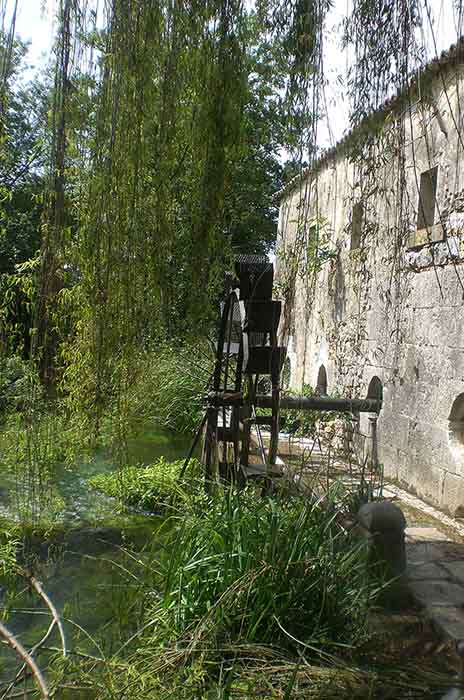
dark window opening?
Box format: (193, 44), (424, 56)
(417, 166), (438, 230)
(449, 394), (464, 451)
(351, 203), (363, 250)
(315, 365), (328, 395)
(367, 376), (383, 402)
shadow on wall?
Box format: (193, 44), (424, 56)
(449, 393), (464, 462)
(332, 251), (346, 325)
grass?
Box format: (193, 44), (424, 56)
(4, 478), (457, 700)
(55, 485), (377, 698)
(89, 456), (202, 512)
(58, 486), (457, 699)
(155, 488), (372, 650)
(130, 342), (212, 434)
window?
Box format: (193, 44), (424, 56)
(449, 394), (464, 460)
(315, 365), (328, 395)
(417, 166), (438, 230)
(366, 376), (383, 407)
(351, 203), (363, 250)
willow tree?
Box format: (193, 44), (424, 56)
(28, 0), (248, 440)
(9, 0), (462, 431)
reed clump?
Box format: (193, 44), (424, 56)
(155, 489), (371, 650)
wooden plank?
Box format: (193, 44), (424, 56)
(269, 364), (280, 466)
(202, 407), (218, 494)
(245, 346), (287, 375)
(244, 300), (281, 335)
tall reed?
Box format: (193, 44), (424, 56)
(156, 488), (371, 650)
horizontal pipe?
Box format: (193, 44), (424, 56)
(261, 395), (381, 414)
(206, 392), (381, 414)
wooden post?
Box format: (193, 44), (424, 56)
(202, 407), (218, 494)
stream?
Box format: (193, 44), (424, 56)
(0, 426), (192, 695)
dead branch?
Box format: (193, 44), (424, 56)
(0, 619), (55, 700)
(29, 576), (66, 658)
(0, 621), (49, 699)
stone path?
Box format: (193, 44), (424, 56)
(274, 430), (464, 643)
(383, 482), (464, 642)
(406, 526), (464, 642)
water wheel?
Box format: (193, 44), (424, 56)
(202, 256), (287, 491)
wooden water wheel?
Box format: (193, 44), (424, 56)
(179, 256), (382, 491)
(202, 255), (287, 491)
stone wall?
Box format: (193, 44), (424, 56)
(276, 58), (464, 514)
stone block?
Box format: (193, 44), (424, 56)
(410, 579), (464, 608)
(441, 472), (464, 515)
(407, 561), (449, 580)
(407, 223), (444, 249)
(428, 604), (464, 641)
(397, 458), (444, 506)
(442, 561), (464, 583)
(407, 541), (444, 565)
(379, 412), (410, 453)
(406, 526), (452, 542)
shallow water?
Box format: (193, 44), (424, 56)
(0, 426), (192, 694)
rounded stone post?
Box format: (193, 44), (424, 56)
(357, 501), (407, 603)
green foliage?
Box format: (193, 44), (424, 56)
(0, 35), (47, 271)
(130, 343), (211, 435)
(0, 355), (29, 415)
(157, 489), (370, 649)
(0, 520), (20, 579)
(280, 384), (318, 436)
(89, 456), (201, 512)
(0, 396), (75, 525)
(223, 13), (286, 256)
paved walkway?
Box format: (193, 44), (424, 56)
(384, 483), (464, 642)
(274, 430), (464, 643)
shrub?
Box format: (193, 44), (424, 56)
(89, 456), (201, 512)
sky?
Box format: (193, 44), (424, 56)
(7, 0), (463, 147)
(10, 0), (55, 68)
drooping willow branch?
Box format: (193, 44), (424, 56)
(0, 0), (18, 120)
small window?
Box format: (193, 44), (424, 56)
(366, 376), (383, 410)
(449, 393), (464, 465)
(417, 166), (438, 230)
(351, 203), (363, 250)
(315, 365), (328, 395)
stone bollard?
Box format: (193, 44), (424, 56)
(357, 500), (407, 606)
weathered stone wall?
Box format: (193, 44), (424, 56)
(276, 60), (464, 514)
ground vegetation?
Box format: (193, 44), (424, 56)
(0, 0), (463, 698)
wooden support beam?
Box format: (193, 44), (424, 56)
(206, 392), (382, 414)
